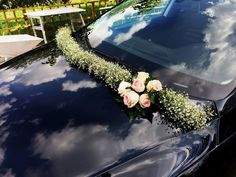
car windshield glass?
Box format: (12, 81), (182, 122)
(87, 0), (236, 86)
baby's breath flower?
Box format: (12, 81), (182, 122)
(56, 27), (132, 89)
(158, 89), (212, 130)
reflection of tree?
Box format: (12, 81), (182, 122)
(108, 0), (137, 17)
(4, 42), (61, 70)
(87, 0), (167, 32)
(108, 0), (164, 17)
(41, 49), (59, 67)
(133, 0), (162, 13)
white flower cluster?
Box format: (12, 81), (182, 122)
(56, 27), (132, 89)
(158, 89), (213, 130)
(118, 72), (162, 108)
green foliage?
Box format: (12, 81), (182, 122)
(56, 27), (132, 89)
(0, 0), (70, 9)
(56, 27), (214, 131)
(107, 0), (136, 17)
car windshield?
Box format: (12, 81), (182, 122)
(87, 0), (236, 86)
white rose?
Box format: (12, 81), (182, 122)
(146, 80), (162, 92)
(118, 81), (131, 96)
(139, 93), (151, 108)
(123, 91), (139, 108)
(131, 79), (145, 93)
(137, 72), (149, 82)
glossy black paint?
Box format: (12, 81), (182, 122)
(191, 132), (236, 177)
(0, 43), (219, 177)
(102, 120), (218, 177)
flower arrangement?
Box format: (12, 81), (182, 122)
(117, 72), (162, 119)
(56, 27), (214, 131)
(118, 72), (162, 108)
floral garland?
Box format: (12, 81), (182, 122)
(56, 27), (214, 131)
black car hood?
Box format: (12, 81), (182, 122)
(0, 44), (217, 177)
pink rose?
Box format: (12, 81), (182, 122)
(131, 79), (145, 93)
(123, 91), (139, 108)
(146, 80), (162, 92)
(139, 93), (151, 108)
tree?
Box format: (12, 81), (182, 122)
(0, 0), (70, 9)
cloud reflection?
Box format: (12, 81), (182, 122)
(0, 56), (70, 87)
(0, 102), (11, 117)
(88, 7), (138, 47)
(0, 169), (15, 177)
(0, 98), (17, 117)
(171, 0), (236, 85)
(0, 86), (12, 96)
(20, 57), (70, 86)
(32, 118), (174, 177)
(62, 80), (97, 92)
(0, 68), (23, 84)
(114, 21), (148, 45)
(0, 148), (5, 166)
(0, 123), (11, 176)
